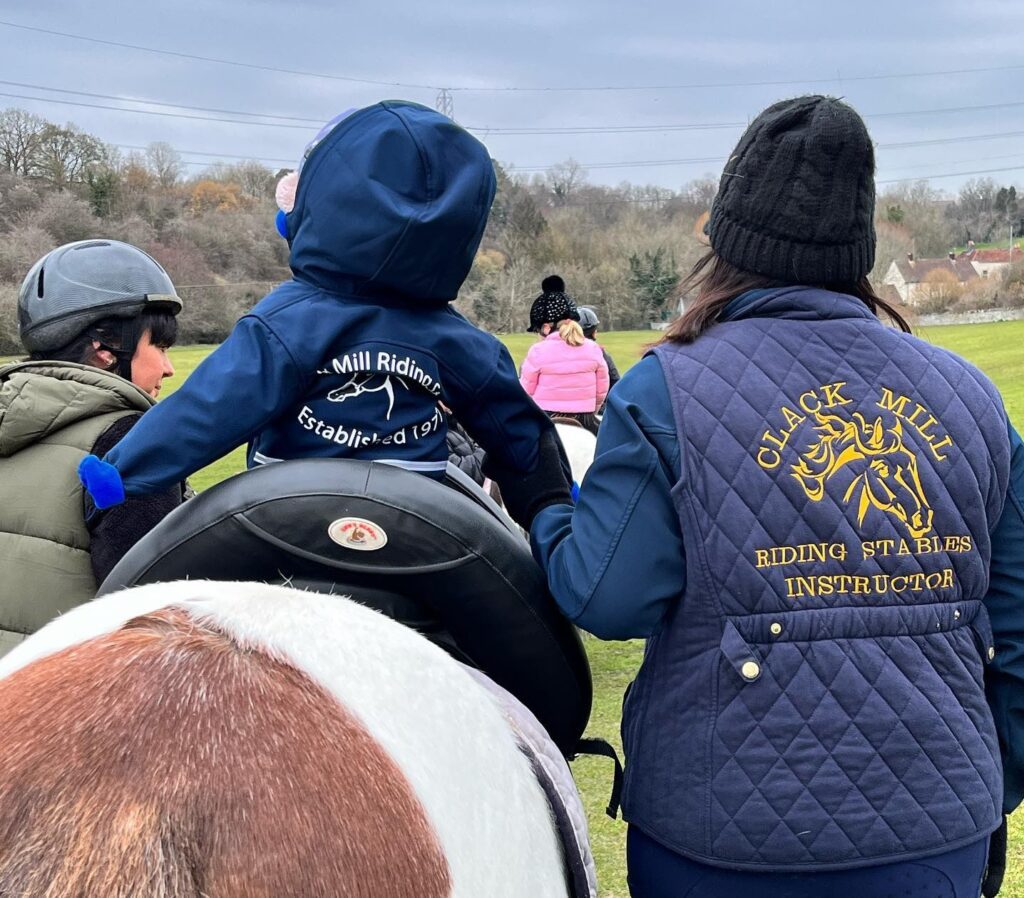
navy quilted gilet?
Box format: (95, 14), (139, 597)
(626, 287), (1010, 870)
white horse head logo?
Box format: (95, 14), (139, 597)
(323, 361), (399, 421)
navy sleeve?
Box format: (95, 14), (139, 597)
(104, 316), (304, 495)
(456, 341), (552, 474)
(984, 421), (1024, 814)
(529, 355), (686, 639)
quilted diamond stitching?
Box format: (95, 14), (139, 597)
(644, 296), (1008, 865)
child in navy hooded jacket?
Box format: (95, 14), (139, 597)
(79, 101), (555, 506)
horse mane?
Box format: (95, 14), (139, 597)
(790, 412), (850, 500)
(791, 411), (905, 501)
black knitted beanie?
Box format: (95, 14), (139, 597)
(707, 95), (876, 284)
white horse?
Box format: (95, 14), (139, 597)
(555, 420), (598, 485)
(0, 580), (578, 898)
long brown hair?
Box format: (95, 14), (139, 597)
(660, 251), (911, 345)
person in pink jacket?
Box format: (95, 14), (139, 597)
(520, 276), (609, 434)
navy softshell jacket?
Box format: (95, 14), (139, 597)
(103, 101), (551, 492)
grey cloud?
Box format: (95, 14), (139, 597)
(0, 0), (1020, 192)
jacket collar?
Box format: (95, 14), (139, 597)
(719, 286), (877, 325)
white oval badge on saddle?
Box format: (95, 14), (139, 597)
(328, 517), (388, 551)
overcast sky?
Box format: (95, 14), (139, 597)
(1, 0), (1022, 193)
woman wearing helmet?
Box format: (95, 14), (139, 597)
(0, 239), (185, 655)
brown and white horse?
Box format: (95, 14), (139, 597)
(0, 581), (572, 898)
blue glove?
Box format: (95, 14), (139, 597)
(275, 209), (289, 239)
(78, 455), (126, 510)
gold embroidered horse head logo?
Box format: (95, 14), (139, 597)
(791, 411), (933, 538)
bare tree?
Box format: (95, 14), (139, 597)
(545, 159), (587, 206)
(876, 181), (955, 257)
(33, 124), (106, 188)
(25, 191), (100, 244)
(146, 141), (183, 188)
(0, 108), (47, 176)
(946, 178), (1000, 245)
(680, 177), (718, 210)
(219, 160), (274, 199)
(918, 268), (964, 313)
(870, 220), (913, 290)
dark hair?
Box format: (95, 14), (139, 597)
(29, 310), (179, 370)
(144, 309), (179, 349)
(660, 251), (911, 345)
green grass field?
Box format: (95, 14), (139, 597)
(3, 323), (1017, 895)
(953, 237), (1022, 254)
(159, 321), (1024, 897)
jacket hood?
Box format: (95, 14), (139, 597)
(286, 101), (497, 304)
(0, 361), (153, 457)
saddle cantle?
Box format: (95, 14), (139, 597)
(99, 459), (593, 755)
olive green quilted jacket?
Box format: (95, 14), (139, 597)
(0, 361), (153, 656)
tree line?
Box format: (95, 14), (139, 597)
(1, 106), (1022, 353)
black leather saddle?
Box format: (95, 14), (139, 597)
(100, 459), (593, 755)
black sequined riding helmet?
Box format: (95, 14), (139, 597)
(527, 275), (580, 332)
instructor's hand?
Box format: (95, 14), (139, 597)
(485, 428), (572, 531)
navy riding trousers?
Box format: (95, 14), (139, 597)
(627, 827), (988, 898)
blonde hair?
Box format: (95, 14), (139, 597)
(557, 319), (585, 347)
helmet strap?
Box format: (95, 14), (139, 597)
(93, 318), (140, 382)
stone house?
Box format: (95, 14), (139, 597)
(883, 253), (978, 306)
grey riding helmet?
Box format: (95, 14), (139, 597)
(18, 239), (182, 354)
(577, 306), (600, 332)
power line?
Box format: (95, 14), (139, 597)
(115, 143), (296, 166)
(511, 155), (725, 173)
(7, 77), (1024, 143)
(469, 100), (1024, 135)
(876, 164), (1024, 185)
(119, 140), (1024, 182)
(3, 19), (1024, 94)
(0, 79), (324, 124)
(548, 165), (1024, 207)
(0, 90), (315, 129)
(473, 122), (744, 135)
(511, 129), (1024, 173)
(6, 79), (1021, 181)
(868, 100), (1024, 119)
(881, 151), (1024, 175)
(461, 62), (1024, 93)
(882, 130), (1024, 149)
(176, 158), (276, 169)
(0, 21), (441, 91)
